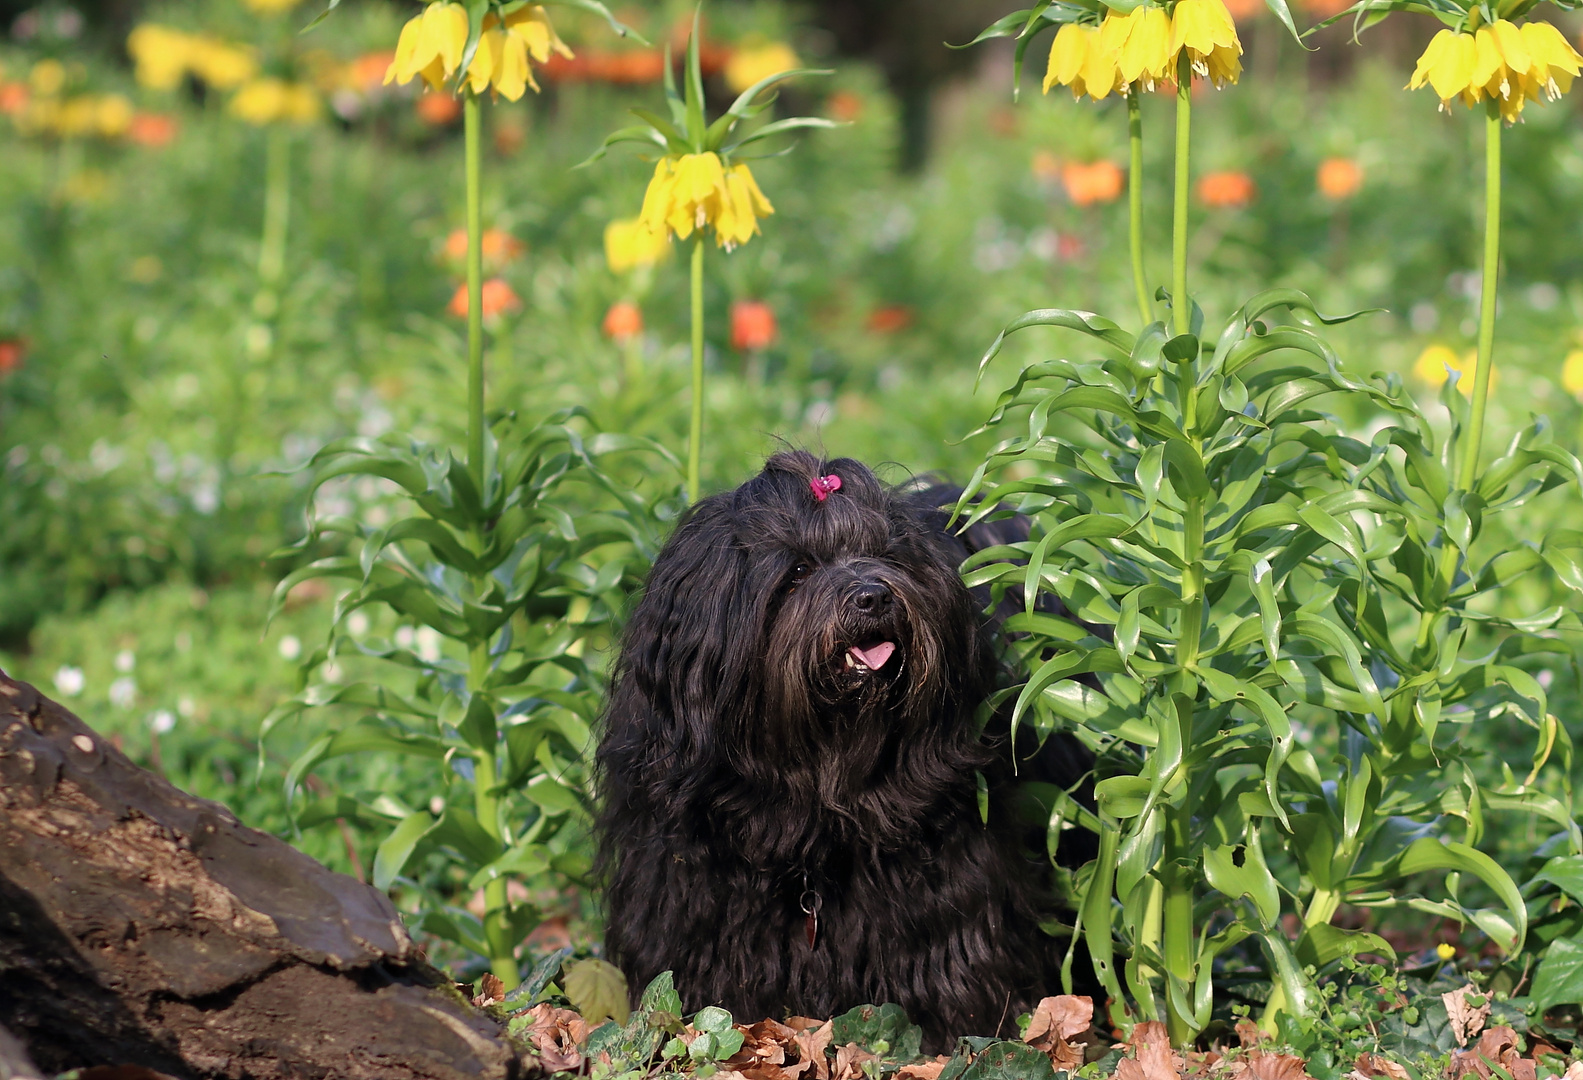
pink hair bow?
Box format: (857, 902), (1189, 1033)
(810, 474), (842, 501)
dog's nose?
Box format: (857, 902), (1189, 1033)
(851, 582), (892, 614)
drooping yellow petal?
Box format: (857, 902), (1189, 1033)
(1045, 23), (1091, 95)
(423, 2), (469, 77)
(1520, 20), (1581, 101)
(1170, 0), (1239, 61)
(732, 163), (774, 217)
(1489, 19), (1531, 97)
(639, 159), (675, 236)
(494, 30), (533, 99)
(1119, 6), (1173, 87)
(1205, 43), (1242, 86)
(504, 6), (574, 63)
(1471, 27), (1507, 96)
(465, 27), (501, 96)
(386, 14), (423, 84)
(1079, 26), (1121, 100)
(1408, 29), (1453, 90)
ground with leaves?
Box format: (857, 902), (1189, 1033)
(464, 959), (1583, 1080)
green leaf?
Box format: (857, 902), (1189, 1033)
(1531, 856), (1583, 905)
(957, 1041), (1058, 1080)
(373, 810), (435, 890)
(1394, 838), (1527, 954)
(564, 958), (631, 1025)
(832, 1003), (923, 1062)
(1294, 923), (1396, 968)
(537, 0), (648, 43)
(507, 946), (573, 1008)
(1204, 830), (1281, 927)
(976, 309), (1134, 385)
(1530, 936), (1583, 1015)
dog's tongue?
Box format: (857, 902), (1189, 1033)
(849, 642), (896, 670)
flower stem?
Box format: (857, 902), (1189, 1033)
(688, 235), (705, 500)
(1458, 105), (1501, 491)
(1171, 54), (1192, 338)
(465, 92), (485, 490)
(469, 640), (518, 991)
(258, 124), (291, 291)
(1128, 87), (1150, 328)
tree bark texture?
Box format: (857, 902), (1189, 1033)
(0, 671), (533, 1080)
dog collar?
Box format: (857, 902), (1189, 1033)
(810, 474), (842, 501)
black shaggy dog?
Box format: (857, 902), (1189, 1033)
(595, 451), (1091, 1049)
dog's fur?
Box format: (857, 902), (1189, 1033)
(595, 451), (1088, 1048)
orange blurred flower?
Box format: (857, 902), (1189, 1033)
(1198, 170), (1256, 208)
(1063, 160), (1125, 206)
(494, 119), (526, 155)
(1222, 0), (1265, 20)
(127, 112), (177, 147)
(0, 338), (27, 377)
(415, 91), (461, 125)
(731, 300), (777, 351)
(443, 227), (525, 266)
(867, 305), (913, 334)
(827, 90), (863, 121)
(1316, 157), (1362, 200)
(448, 278), (522, 319)
(350, 51), (397, 93)
(0, 82), (27, 115)
(1031, 149), (1063, 184)
(603, 300), (643, 341)
(1300, 0), (1350, 16)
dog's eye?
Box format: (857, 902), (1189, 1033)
(786, 564), (811, 593)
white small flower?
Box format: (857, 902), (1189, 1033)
(394, 626), (416, 649)
(114, 649), (136, 673)
(54, 665), (85, 697)
(278, 635), (302, 661)
(416, 626), (443, 663)
(109, 677), (137, 709)
(322, 661), (344, 684)
(347, 611), (370, 638)
(428, 796), (445, 816)
(177, 696), (196, 718)
(149, 710), (176, 734)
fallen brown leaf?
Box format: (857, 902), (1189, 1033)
(1115, 1021), (1185, 1080)
(1353, 1052), (1409, 1080)
(1024, 995), (1094, 1071)
(519, 1002), (590, 1073)
(725, 1018), (806, 1080)
(1451, 1025), (1532, 1080)
(791, 1018), (835, 1080)
(472, 972), (506, 1008)
(1235, 1020), (1269, 1050)
(833, 1043), (879, 1080)
(896, 1057), (952, 1080)
(1234, 1051), (1310, 1080)
(1443, 985), (1492, 1048)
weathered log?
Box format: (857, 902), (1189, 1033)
(0, 671), (534, 1080)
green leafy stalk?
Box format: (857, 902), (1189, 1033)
(258, 124), (291, 292)
(688, 236), (705, 500)
(1171, 54), (1191, 337)
(1128, 88), (1150, 328)
(465, 92), (485, 489)
(1459, 104), (1501, 490)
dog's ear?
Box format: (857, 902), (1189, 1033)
(606, 495), (771, 768)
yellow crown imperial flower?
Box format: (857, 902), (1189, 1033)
(386, 2), (469, 92)
(605, 217), (673, 273)
(1115, 6), (1173, 90)
(1043, 22), (1123, 100)
(127, 25), (194, 91)
(1168, 0), (1243, 87)
(1409, 21), (1581, 121)
(386, 2), (570, 100)
(230, 78), (321, 126)
(639, 152), (774, 250)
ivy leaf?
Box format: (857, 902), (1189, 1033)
(564, 957), (631, 1025)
